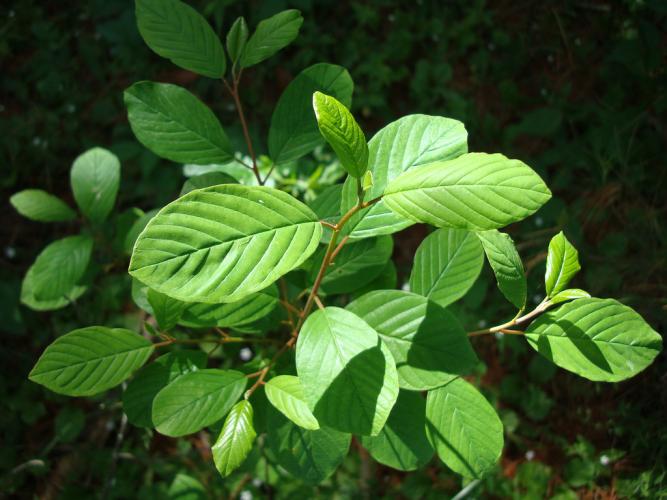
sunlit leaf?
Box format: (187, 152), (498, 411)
(10, 190), (76, 223)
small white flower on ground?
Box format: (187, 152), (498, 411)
(239, 491), (252, 500)
(525, 450), (536, 461)
(600, 454), (610, 466)
(239, 347), (253, 362)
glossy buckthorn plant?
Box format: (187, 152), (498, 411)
(28, 0), (662, 486)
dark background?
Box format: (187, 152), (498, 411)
(1, 0), (665, 498)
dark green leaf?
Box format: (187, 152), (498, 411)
(240, 10), (303, 68)
(10, 190), (76, 222)
(226, 17), (248, 64)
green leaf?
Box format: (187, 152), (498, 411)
(409, 228), (484, 308)
(525, 298), (662, 382)
(347, 290), (478, 390)
(313, 91), (368, 178)
(168, 473), (206, 500)
(549, 288), (591, 305)
(135, 0), (226, 78)
(296, 307), (399, 436)
(29, 327), (154, 396)
(125, 81), (233, 165)
(10, 189), (76, 222)
(152, 369), (246, 436)
(308, 184), (342, 242)
(383, 153), (551, 231)
(311, 236), (393, 295)
(21, 266), (87, 311)
(268, 63), (353, 165)
(240, 10), (303, 68)
(265, 375), (319, 430)
(212, 400), (256, 477)
(129, 185), (322, 304)
(123, 351), (207, 428)
(545, 231), (581, 297)
(362, 171), (373, 191)
(124, 209), (158, 255)
(226, 17), (248, 64)
(147, 288), (188, 330)
(70, 147), (120, 223)
(341, 114), (468, 239)
(426, 378), (504, 479)
(29, 235), (93, 302)
(179, 284), (278, 328)
(266, 406), (350, 485)
(180, 172), (237, 196)
(477, 229), (527, 309)
(361, 391), (434, 471)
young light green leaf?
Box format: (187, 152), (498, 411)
(29, 327), (154, 396)
(135, 0), (226, 78)
(548, 288), (591, 305)
(545, 231), (581, 297)
(426, 378), (504, 479)
(362, 170), (373, 191)
(179, 284), (278, 328)
(21, 266), (88, 312)
(212, 400), (256, 477)
(266, 406), (350, 485)
(341, 114), (468, 239)
(10, 190), (76, 223)
(347, 290), (478, 390)
(152, 369), (246, 436)
(240, 10), (303, 68)
(180, 172), (237, 196)
(361, 391), (434, 471)
(29, 235), (93, 302)
(525, 298), (662, 382)
(409, 228), (484, 308)
(70, 147), (120, 223)
(125, 81), (233, 165)
(129, 185), (322, 304)
(311, 236), (393, 295)
(265, 375), (319, 430)
(313, 91), (368, 178)
(296, 307), (399, 436)
(477, 229), (527, 309)
(147, 288), (187, 330)
(123, 351), (207, 428)
(383, 153), (551, 231)
(266, 408), (352, 485)
(269, 63), (353, 165)
(226, 16), (248, 64)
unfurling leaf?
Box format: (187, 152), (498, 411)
(226, 16), (249, 64)
(240, 10), (303, 68)
(213, 400), (256, 477)
(313, 91), (368, 178)
(545, 231), (581, 297)
(548, 288), (591, 305)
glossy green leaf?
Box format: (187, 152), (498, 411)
(265, 375), (319, 430)
(409, 228), (484, 308)
(212, 400), (256, 477)
(383, 153), (551, 230)
(312, 236), (393, 295)
(361, 391), (434, 471)
(179, 284), (278, 328)
(266, 406), (350, 485)
(70, 147), (120, 223)
(313, 91), (368, 178)
(21, 266), (87, 311)
(10, 189), (76, 222)
(347, 290), (478, 390)
(240, 10), (303, 68)
(341, 114), (468, 239)
(296, 307), (399, 436)
(152, 369), (246, 436)
(136, 0), (226, 78)
(269, 63), (353, 165)
(545, 231), (581, 297)
(125, 81), (233, 165)
(180, 172), (237, 196)
(123, 351), (207, 428)
(147, 288), (188, 330)
(549, 288), (591, 305)
(477, 229), (527, 309)
(426, 378), (504, 478)
(226, 16), (248, 64)
(129, 185), (322, 303)
(525, 298), (662, 382)
(29, 327), (154, 396)
(29, 235), (93, 302)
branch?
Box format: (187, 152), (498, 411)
(467, 298), (551, 337)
